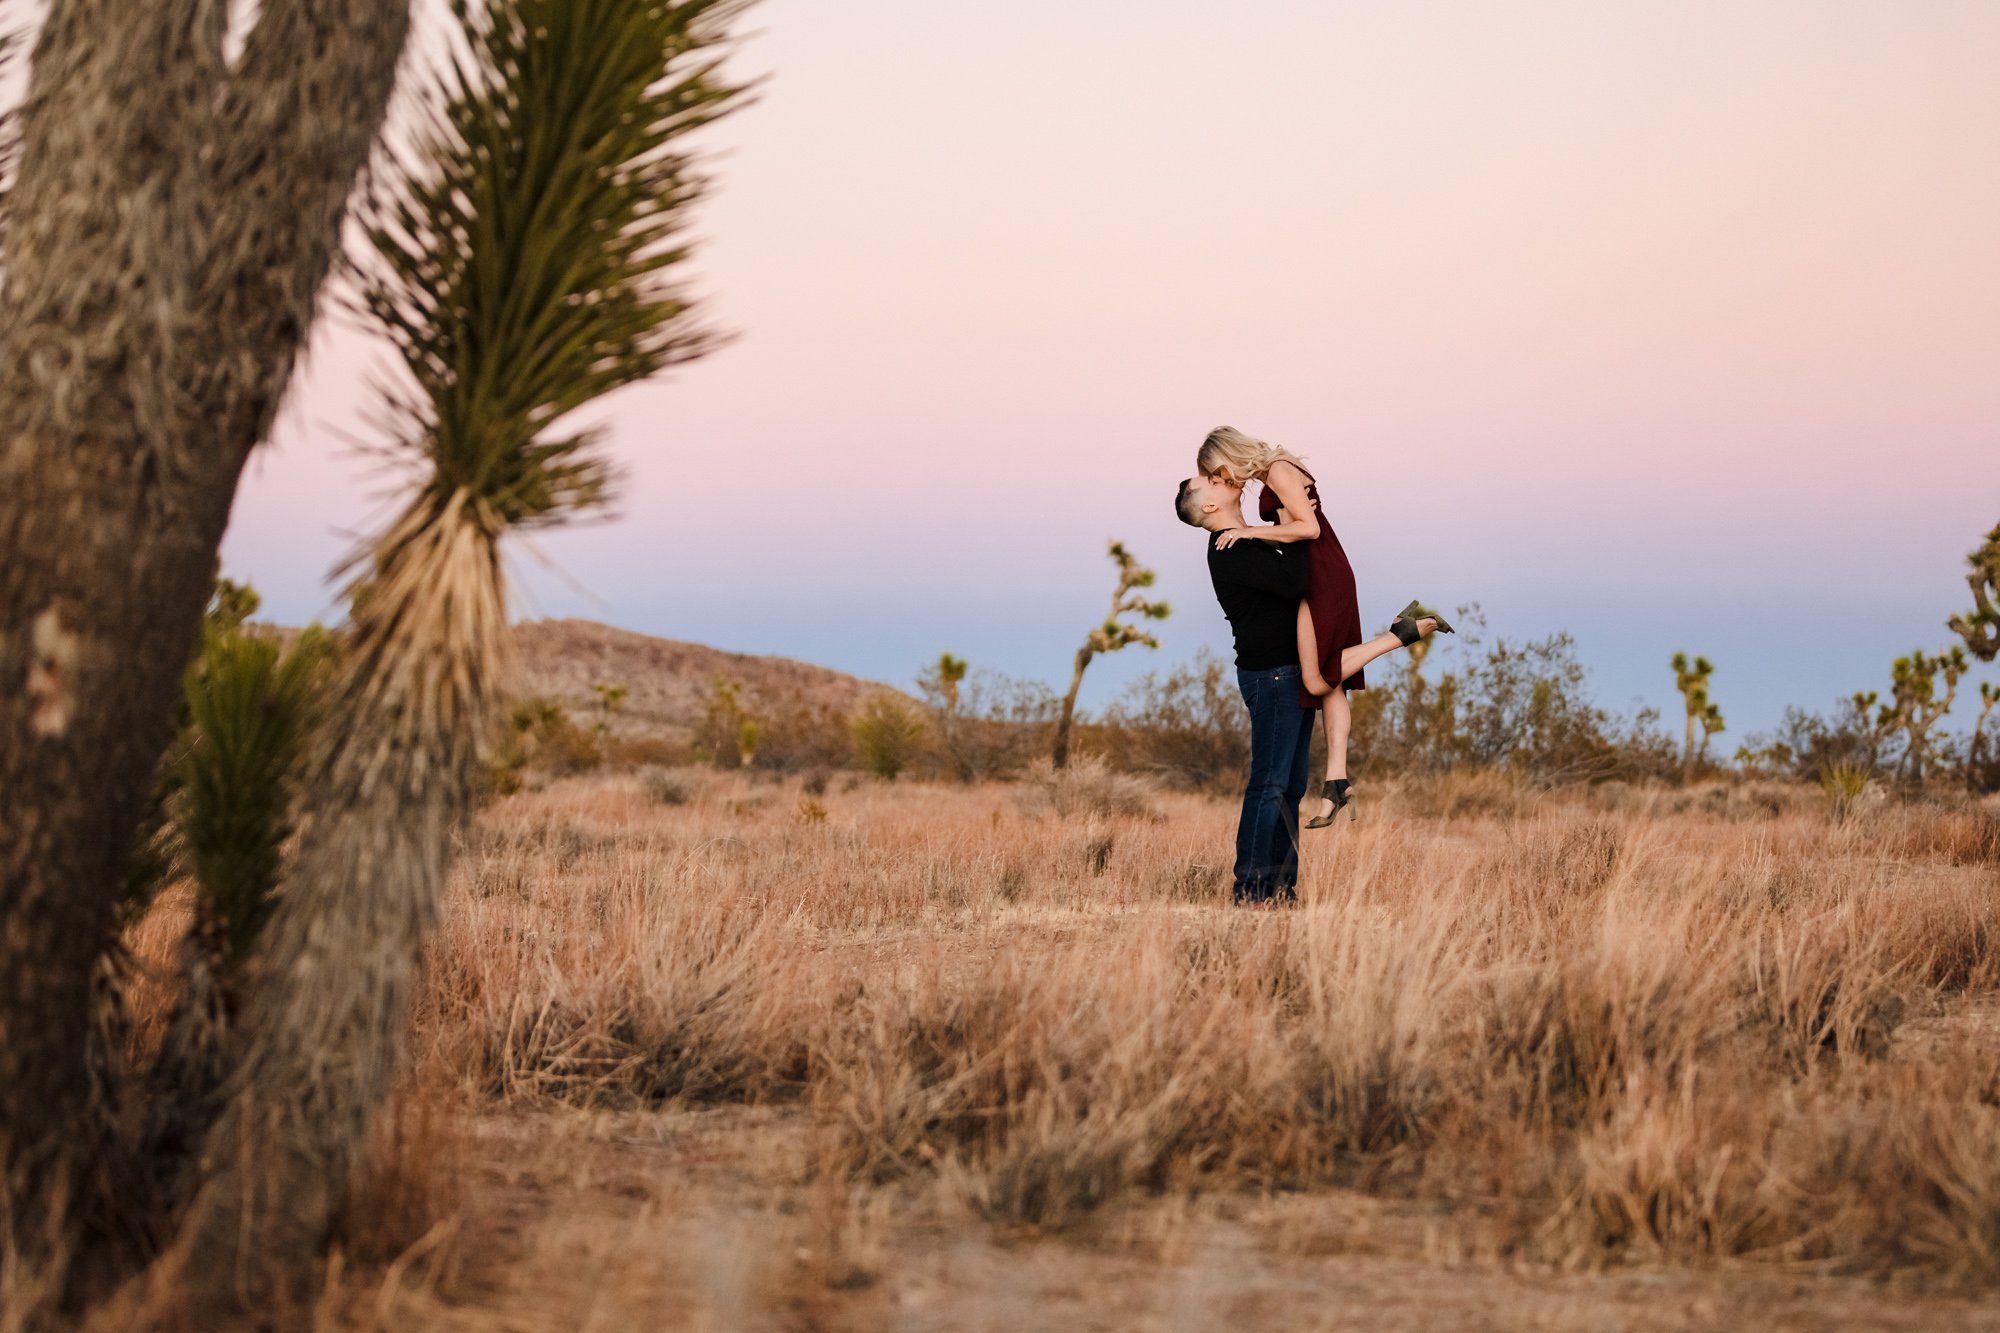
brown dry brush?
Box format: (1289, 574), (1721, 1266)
(405, 782), (2000, 1279)
(0, 0), (408, 1238)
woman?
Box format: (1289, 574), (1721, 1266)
(1197, 425), (1451, 825)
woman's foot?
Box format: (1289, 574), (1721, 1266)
(1305, 778), (1354, 828)
(1391, 600), (1452, 646)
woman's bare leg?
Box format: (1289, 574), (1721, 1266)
(1298, 603), (1333, 696)
(1335, 621), (1438, 681)
(1308, 619), (1437, 823)
(1326, 686), (1351, 781)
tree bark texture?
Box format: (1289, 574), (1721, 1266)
(179, 495), (504, 1307)
(0, 0), (409, 1199)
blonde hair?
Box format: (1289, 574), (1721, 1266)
(1196, 426), (1305, 484)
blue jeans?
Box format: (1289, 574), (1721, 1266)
(1233, 665), (1317, 903)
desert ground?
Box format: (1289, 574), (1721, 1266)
(121, 765), (2000, 1331)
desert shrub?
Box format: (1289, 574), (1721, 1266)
(493, 697), (601, 791)
(1338, 608), (1675, 787)
(601, 735), (693, 768)
(641, 767), (694, 806)
(1013, 757), (1158, 820)
(1745, 677), (1998, 795)
(930, 669), (1060, 781)
(850, 695), (925, 780)
(690, 676), (754, 769)
(1883, 807), (2000, 868)
(759, 699), (858, 773)
(1395, 767), (1542, 821)
(1094, 650), (1247, 793)
(1451, 635), (1639, 783)
(1742, 696), (1884, 783)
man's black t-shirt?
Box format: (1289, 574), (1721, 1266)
(1207, 533), (1309, 669)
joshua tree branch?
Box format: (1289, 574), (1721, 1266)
(1948, 525), (2000, 662)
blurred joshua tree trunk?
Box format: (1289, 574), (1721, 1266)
(1948, 524), (1999, 662)
(0, 0), (408, 1212)
(177, 0), (749, 1302)
(1052, 542), (1169, 769)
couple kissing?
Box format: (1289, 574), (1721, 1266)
(1176, 426), (1451, 906)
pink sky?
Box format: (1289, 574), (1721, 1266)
(222, 0), (2000, 733)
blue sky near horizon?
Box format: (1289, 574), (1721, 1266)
(216, 0), (1999, 739)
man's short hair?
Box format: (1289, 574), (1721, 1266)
(1174, 477), (1205, 528)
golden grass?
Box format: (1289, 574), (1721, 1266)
(107, 769), (2000, 1327)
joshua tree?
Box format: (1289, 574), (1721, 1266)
(1670, 652), (1722, 780)
(177, 0), (749, 1299)
(919, 651), (970, 779)
(1843, 690), (1888, 772)
(1947, 524), (1999, 662)
(1876, 646), (1968, 787)
(0, 0), (409, 1221)
(1052, 542), (1170, 769)
(1698, 702), (1725, 764)
(929, 652), (969, 714)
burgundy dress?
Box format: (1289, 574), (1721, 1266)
(1258, 466), (1364, 710)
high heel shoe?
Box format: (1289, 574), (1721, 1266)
(1391, 600), (1455, 646)
(1305, 778), (1354, 829)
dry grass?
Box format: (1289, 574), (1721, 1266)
(96, 768), (2000, 1328)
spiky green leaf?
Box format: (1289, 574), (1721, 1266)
(349, 0), (753, 530)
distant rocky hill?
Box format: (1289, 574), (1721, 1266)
(510, 618), (905, 743)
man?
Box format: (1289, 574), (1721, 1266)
(1176, 474), (1315, 904)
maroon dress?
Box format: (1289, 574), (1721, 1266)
(1258, 466), (1364, 710)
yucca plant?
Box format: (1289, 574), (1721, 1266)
(179, 623), (331, 973)
(118, 578), (318, 975)
(180, 0), (751, 1297)
(1820, 760), (1871, 824)
(147, 587), (332, 1141)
